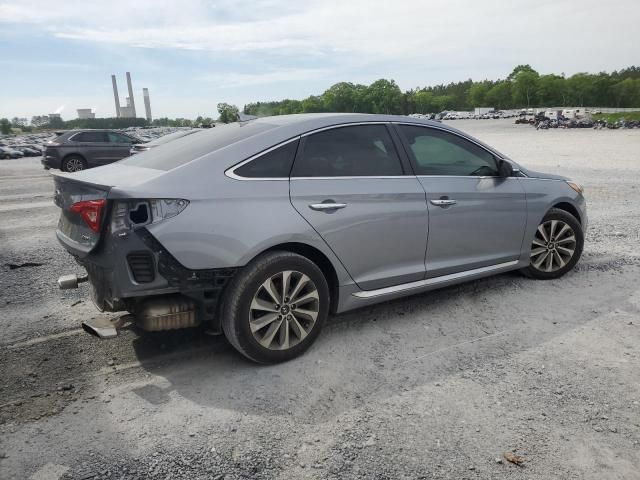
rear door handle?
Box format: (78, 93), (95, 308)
(430, 199), (457, 207)
(309, 202), (347, 211)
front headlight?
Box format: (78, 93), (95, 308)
(566, 181), (584, 195)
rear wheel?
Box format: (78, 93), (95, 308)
(62, 155), (87, 172)
(521, 208), (583, 279)
(221, 251), (329, 363)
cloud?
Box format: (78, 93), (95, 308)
(197, 68), (332, 88)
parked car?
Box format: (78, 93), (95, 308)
(14, 146), (41, 157)
(54, 114), (587, 363)
(42, 130), (145, 172)
(0, 146), (24, 159)
(129, 129), (203, 155)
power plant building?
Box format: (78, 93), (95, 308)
(111, 72), (151, 119)
(77, 109), (95, 119)
(143, 88), (152, 121)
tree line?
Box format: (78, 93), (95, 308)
(244, 65), (640, 117)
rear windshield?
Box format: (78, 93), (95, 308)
(120, 121), (276, 171)
(147, 129), (202, 146)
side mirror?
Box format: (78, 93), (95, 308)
(498, 159), (514, 177)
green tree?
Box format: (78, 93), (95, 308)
(536, 74), (567, 106)
(217, 103), (240, 123)
(566, 73), (595, 106)
(414, 90), (436, 113)
(364, 79), (403, 114)
(512, 69), (539, 107)
(611, 78), (640, 107)
(485, 82), (512, 109)
(0, 118), (11, 134)
(322, 82), (359, 112)
(467, 82), (491, 107)
(301, 95), (325, 113)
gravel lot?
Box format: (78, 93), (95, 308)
(1, 120), (639, 480)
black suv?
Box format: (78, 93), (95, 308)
(43, 130), (144, 172)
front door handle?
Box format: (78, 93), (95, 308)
(309, 202), (347, 211)
(430, 199), (457, 207)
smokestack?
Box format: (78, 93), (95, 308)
(126, 72), (136, 118)
(111, 75), (120, 117)
(143, 88), (152, 122)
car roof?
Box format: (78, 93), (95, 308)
(119, 113), (509, 174)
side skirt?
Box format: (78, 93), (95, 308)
(337, 260), (522, 313)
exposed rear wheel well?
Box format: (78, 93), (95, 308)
(552, 202), (581, 224)
(263, 243), (339, 314)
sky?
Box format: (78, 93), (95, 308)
(0, 0), (638, 119)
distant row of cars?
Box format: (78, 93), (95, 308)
(42, 128), (201, 172)
(1, 127), (201, 171)
(0, 144), (43, 159)
(409, 111), (519, 121)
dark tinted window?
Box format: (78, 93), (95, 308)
(235, 139), (299, 178)
(398, 125), (498, 176)
(292, 125), (402, 177)
(107, 132), (133, 143)
(120, 121), (277, 171)
(73, 132), (107, 143)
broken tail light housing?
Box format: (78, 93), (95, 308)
(70, 199), (106, 232)
(111, 199), (189, 233)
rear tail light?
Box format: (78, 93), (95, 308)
(70, 199), (106, 232)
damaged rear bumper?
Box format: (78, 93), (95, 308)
(59, 227), (237, 333)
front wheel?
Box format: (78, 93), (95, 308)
(521, 208), (584, 279)
(221, 251), (330, 363)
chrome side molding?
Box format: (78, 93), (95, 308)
(352, 260), (519, 298)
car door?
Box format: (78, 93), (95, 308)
(395, 123), (527, 278)
(106, 132), (134, 161)
(289, 123), (429, 290)
(72, 131), (111, 165)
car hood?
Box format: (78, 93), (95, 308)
(519, 167), (570, 181)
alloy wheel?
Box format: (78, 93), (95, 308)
(65, 158), (85, 172)
(249, 270), (320, 350)
(530, 219), (577, 272)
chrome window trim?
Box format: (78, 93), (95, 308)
(299, 121), (389, 137)
(416, 175), (515, 180)
(225, 120), (528, 181)
(353, 260), (519, 299)
(225, 136), (300, 181)
(291, 175), (411, 180)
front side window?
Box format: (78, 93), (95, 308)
(292, 124), (403, 177)
(398, 125), (498, 176)
(234, 139), (299, 178)
(73, 132), (107, 143)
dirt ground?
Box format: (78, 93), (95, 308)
(1, 120), (639, 480)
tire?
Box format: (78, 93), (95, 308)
(221, 251), (330, 364)
(62, 155), (87, 172)
(521, 208), (584, 279)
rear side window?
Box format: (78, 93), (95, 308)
(234, 139), (299, 178)
(107, 132), (133, 143)
(292, 125), (403, 177)
(398, 125), (498, 176)
(72, 132), (107, 142)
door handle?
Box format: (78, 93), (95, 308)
(430, 199), (457, 207)
(309, 202), (347, 211)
